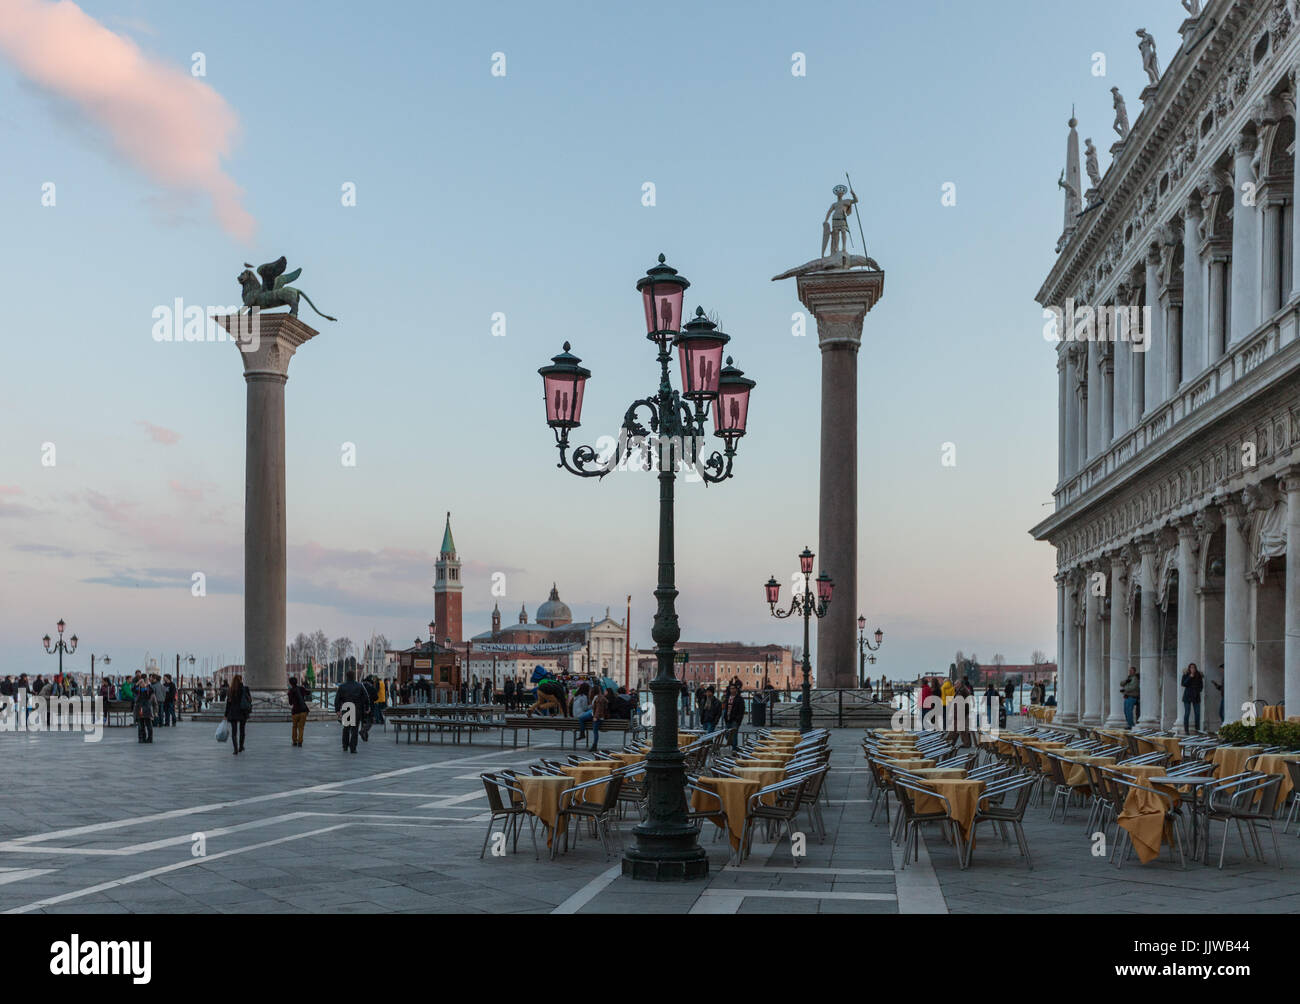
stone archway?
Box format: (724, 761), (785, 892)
(1199, 525), (1226, 728)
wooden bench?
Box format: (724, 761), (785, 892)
(390, 716), (501, 745)
(500, 715), (634, 749)
(104, 700), (135, 727)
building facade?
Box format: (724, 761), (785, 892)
(1033, 2), (1300, 730)
(668, 642), (795, 691)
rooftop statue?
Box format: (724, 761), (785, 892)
(1137, 29), (1159, 87)
(1111, 87), (1130, 139)
(772, 178), (881, 280)
(1084, 138), (1102, 191)
(237, 256), (337, 321)
(1181, 1), (1200, 19)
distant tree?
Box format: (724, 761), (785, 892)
(1030, 649), (1048, 666)
(991, 653), (1006, 666)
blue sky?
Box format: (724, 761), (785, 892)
(0, 0), (1188, 678)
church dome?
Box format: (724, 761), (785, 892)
(535, 583), (572, 627)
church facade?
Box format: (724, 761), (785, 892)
(1032, 1), (1300, 730)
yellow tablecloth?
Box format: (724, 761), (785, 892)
(1135, 735), (1183, 760)
(914, 778), (985, 841)
(1260, 705), (1285, 722)
(692, 776), (760, 851)
(1247, 753), (1300, 801)
(907, 768), (967, 780)
(1117, 785), (1177, 864)
(1209, 745), (1267, 778)
(737, 758), (785, 767)
(1057, 755), (1116, 787)
(517, 775), (576, 847)
(558, 763), (614, 802)
(731, 766), (784, 805)
(609, 751), (646, 768)
(1023, 739), (1069, 750)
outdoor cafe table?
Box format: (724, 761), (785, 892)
(737, 757), (786, 768)
(903, 767), (966, 781)
(913, 777), (985, 843)
(731, 766), (785, 805)
(1260, 705), (1285, 722)
(878, 757), (936, 781)
(608, 751), (645, 768)
(1151, 774), (1218, 860)
(1246, 753), (1300, 801)
(1136, 735), (1184, 760)
(558, 762), (617, 802)
(1116, 780), (1179, 864)
(517, 775), (576, 848)
(1057, 754), (1117, 787)
(692, 776), (761, 851)
(1209, 745), (1267, 778)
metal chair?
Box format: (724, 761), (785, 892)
(478, 772), (537, 859)
(963, 776), (1037, 869)
(1203, 773), (1284, 869)
(739, 776), (809, 864)
(891, 779), (964, 869)
(553, 774), (625, 860)
(1109, 776), (1188, 870)
(1283, 760), (1300, 834)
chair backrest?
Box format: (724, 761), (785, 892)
(480, 772), (511, 812)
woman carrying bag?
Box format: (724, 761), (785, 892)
(224, 674), (252, 754)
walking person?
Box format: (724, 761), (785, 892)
(224, 674), (251, 755)
(1180, 663), (1204, 735)
(133, 681), (158, 744)
(1003, 679), (1015, 720)
(590, 686), (609, 752)
(503, 676), (515, 711)
(700, 686), (721, 735)
(288, 675), (310, 747)
(162, 673), (177, 726)
(1213, 665), (1225, 724)
(572, 682), (592, 741)
(1121, 667), (1140, 728)
(722, 683), (746, 751)
(335, 670), (369, 754)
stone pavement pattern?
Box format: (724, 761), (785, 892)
(1, 719), (1297, 913)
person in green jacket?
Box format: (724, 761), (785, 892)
(1121, 668), (1140, 728)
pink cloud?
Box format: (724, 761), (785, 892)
(137, 420), (180, 445)
(0, 485), (22, 496)
(0, 0), (255, 241)
(85, 490), (136, 523)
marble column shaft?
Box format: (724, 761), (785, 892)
(1282, 472), (1300, 712)
(1058, 579), (1079, 724)
(1230, 137), (1259, 344)
(1138, 540), (1160, 728)
(1222, 501), (1251, 720)
(1105, 559), (1129, 726)
(1083, 572), (1104, 725)
(1176, 522), (1200, 688)
(1182, 198), (1205, 379)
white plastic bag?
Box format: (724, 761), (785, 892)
(215, 719), (230, 743)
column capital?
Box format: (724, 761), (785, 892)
(795, 269), (885, 351)
(217, 311), (319, 381)
(1231, 131), (1258, 158)
(1136, 533), (1161, 556)
(1216, 495), (1247, 522)
(1174, 514), (1200, 540)
(1275, 465), (1300, 495)
(1193, 506), (1222, 537)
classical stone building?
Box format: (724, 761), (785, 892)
(1032, 2), (1300, 730)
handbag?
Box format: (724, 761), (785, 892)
(215, 719), (230, 743)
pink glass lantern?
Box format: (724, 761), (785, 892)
(636, 254), (690, 345)
(674, 307), (730, 402)
(713, 356), (755, 440)
(799, 548), (815, 575)
(538, 342), (591, 429)
(816, 572), (834, 604)
(764, 576), (781, 605)
(875, 628), (884, 645)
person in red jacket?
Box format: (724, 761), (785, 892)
(919, 678), (933, 730)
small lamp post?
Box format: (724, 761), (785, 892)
(538, 254), (755, 881)
(765, 549), (833, 734)
(856, 616), (884, 688)
(43, 619), (77, 678)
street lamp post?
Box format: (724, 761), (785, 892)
(42, 619), (77, 679)
(90, 654), (109, 700)
(765, 549), (833, 734)
(537, 254), (756, 882)
(856, 615), (884, 688)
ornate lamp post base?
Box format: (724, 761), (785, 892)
(622, 840), (709, 881)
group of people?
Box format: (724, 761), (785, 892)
(694, 678), (752, 750)
(1120, 661), (1219, 732)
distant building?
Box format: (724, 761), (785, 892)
(664, 642), (794, 690)
(976, 663), (1057, 685)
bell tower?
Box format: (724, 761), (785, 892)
(433, 512), (462, 644)
(491, 602), (501, 635)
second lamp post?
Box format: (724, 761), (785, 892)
(765, 548), (833, 734)
(538, 254), (756, 881)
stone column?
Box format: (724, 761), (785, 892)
(796, 268), (884, 689)
(1230, 134), (1259, 344)
(1055, 571), (1067, 715)
(1162, 291), (1182, 399)
(1137, 536), (1160, 728)
(1086, 341), (1103, 460)
(1143, 246), (1165, 414)
(1176, 518), (1201, 714)
(1113, 283), (1132, 436)
(1281, 470), (1300, 712)
(1057, 352), (1067, 483)
(1206, 251), (1229, 364)
(1221, 498), (1251, 721)
(1057, 573), (1079, 725)
(1105, 554), (1130, 726)
(217, 312), (318, 702)
(1100, 345), (1114, 446)
(1182, 196), (1204, 380)
(1083, 564), (1105, 725)
(1261, 194), (1284, 318)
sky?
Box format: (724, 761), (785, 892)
(0, 0), (1190, 679)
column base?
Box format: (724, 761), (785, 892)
(1137, 716), (1160, 729)
(1103, 713), (1128, 728)
(621, 853), (707, 884)
(1056, 712), (1079, 725)
(1080, 713), (1102, 727)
